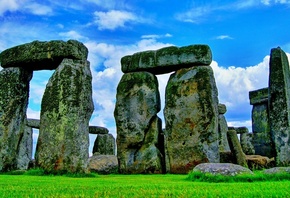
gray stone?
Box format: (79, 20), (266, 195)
(88, 154), (118, 174)
(249, 87), (268, 105)
(218, 114), (231, 152)
(0, 40), (88, 70)
(89, 126), (109, 134)
(263, 167), (290, 174)
(268, 47), (290, 166)
(114, 72), (164, 173)
(121, 45), (212, 75)
(164, 66), (219, 174)
(227, 129), (248, 168)
(218, 103), (227, 114)
(249, 89), (275, 158)
(192, 163), (253, 176)
(35, 58), (94, 173)
(27, 118), (40, 129)
(17, 125), (33, 170)
(235, 127), (249, 134)
(0, 67), (32, 172)
(240, 133), (255, 155)
(93, 134), (115, 155)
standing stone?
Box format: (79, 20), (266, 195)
(218, 104), (230, 152)
(249, 88), (275, 158)
(35, 58), (94, 173)
(268, 47), (290, 166)
(227, 129), (248, 168)
(114, 72), (164, 173)
(93, 134), (116, 155)
(17, 125), (33, 170)
(164, 66), (220, 174)
(236, 127), (255, 155)
(0, 67), (32, 172)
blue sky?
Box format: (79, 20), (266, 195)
(1, 0), (290, 155)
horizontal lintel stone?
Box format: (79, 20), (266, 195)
(27, 118), (40, 128)
(121, 44), (212, 75)
(89, 126), (109, 134)
(228, 126), (249, 134)
(0, 40), (88, 70)
(249, 87), (268, 105)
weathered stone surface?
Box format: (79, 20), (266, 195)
(0, 67), (32, 172)
(88, 154), (118, 174)
(263, 167), (290, 174)
(249, 89), (275, 158)
(218, 114), (231, 152)
(227, 129), (248, 168)
(268, 47), (290, 166)
(249, 87), (268, 105)
(246, 155), (275, 170)
(121, 45), (212, 75)
(114, 72), (164, 173)
(16, 125), (33, 170)
(240, 132), (255, 155)
(35, 58), (94, 173)
(93, 134), (115, 155)
(27, 118), (40, 129)
(192, 163), (253, 176)
(218, 103), (227, 114)
(234, 127), (249, 134)
(89, 126), (109, 134)
(164, 66), (219, 174)
(0, 40), (88, 70)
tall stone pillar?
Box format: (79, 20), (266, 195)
(164, 66), (220, 173)
(268, 47), (290, 166)
(0, 67), (32, 172)
(218, 104), (231, 152)
(36, 59), (94, 173)
(114, 72), (164, 174)
(249, 88), (275, 158)
(236, 127), (255, 155)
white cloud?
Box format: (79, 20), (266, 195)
(27, 108), (40, 119)
(24, 3), (53, 15)
(0, 0), (53, 16)
(211, 56), (270, 108)
(0, 0), (22, 15)
(215, 35), (234, 40)
(261, 0), (271, 5)
(59, 30), (88, 41)
(93, 10), (138, 30)
(176, 0), (290, 23)
(141, 33), (173, 39)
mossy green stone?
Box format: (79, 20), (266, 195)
(249, 87), (268, 105)
(164, 66), (219, 173)
(227, 129), (248, 168)
(114, 72), (163, 173)
(121, 45), (212, 75)
(0, 40), (88, 70)
(36, 58), (93, 174)
(269, 47), (290, 166)
(0, 67), (32, 172)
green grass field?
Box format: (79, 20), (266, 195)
(0, 173), (289, 198)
